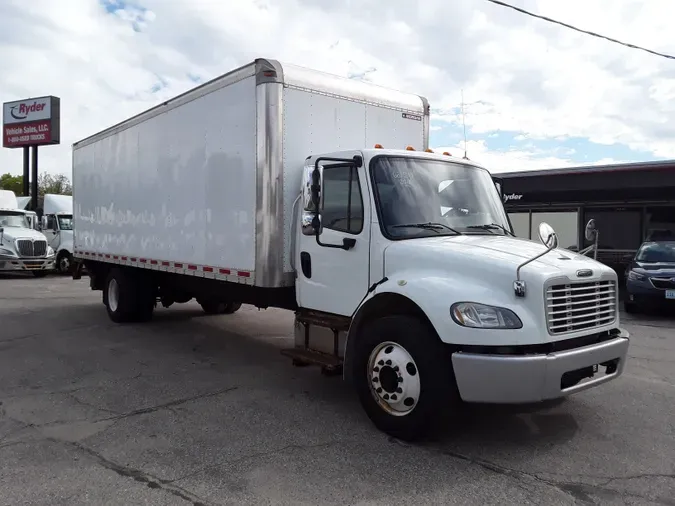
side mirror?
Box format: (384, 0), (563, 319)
(585, 218), (597, 242)
(301, 165), (323, 236)
(493, 177), (504, 201)
(538, 222), (558, 249)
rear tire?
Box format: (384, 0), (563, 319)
(352, 315), (460, 442)
(103, 268), (155, 323)
(198, 300), (242, 315)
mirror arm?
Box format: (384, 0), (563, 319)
(513, 236), (558, 297)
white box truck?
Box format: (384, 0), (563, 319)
(0, 189), (55, 277)
(71, 58), (630, 441)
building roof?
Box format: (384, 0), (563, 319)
(497, 159), (675, 179)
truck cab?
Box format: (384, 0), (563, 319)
(41, 194), (74, 274)
(0, 190), (56, 277)
(290, 146), (629, 439)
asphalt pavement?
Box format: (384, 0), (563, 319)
(0, 274), (673, 505)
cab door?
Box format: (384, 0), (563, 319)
(295, 155), (372, 316)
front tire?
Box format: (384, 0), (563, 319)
(57, 251), (72, 275)
(352, 315), (460, 442)
(624, 299), (638, 314)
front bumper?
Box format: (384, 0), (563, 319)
(451, 329), (630, 404)
(0, 257), (56, 272)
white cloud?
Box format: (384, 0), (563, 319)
(432, 139), (631, 174)
(1, 0), (672, 179)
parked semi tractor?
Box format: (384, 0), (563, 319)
(71, 58), (630, 440)
(0, 190), (55, 277)
(42, 194), (74, 274)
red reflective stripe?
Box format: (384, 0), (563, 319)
(150, 260), (158, 265)
(130, 257), (137, 262)
(174, 262), (183, 268)
(187, 265), (197, 270)
(203, 266), (213, 272)
(219, 268), (230, 275)
(162, 261), (170, 266)
(237, 271), (250, 278)
(113, 255), (119, 260)
(121, 256), (128, 261)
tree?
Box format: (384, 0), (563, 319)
(38, 173), (72, 196)
(0, 173), (23, 194)
(0, 172), (72, 199)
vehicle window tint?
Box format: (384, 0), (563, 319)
(321, 166), (363, 234)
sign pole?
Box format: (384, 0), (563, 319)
(22, 146), (30, 196)
(31, 145), (39, 212)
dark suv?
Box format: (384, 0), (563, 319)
(624, 240), (675, 313)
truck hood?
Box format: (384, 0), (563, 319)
(383, 234), (612, 285)
(0, 228), (47, 242)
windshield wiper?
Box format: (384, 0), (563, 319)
(466, 223), (515, 236)
(391, 222), (462, 235)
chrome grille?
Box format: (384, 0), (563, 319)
(546, 280), (617, 335)
(16, 239), (47, 258)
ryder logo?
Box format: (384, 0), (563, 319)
(10, 102), (46, 120)
(503, 193), (523, 203)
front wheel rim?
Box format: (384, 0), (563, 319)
(107, 278), (120, 312)
(367, 341), (421, 416)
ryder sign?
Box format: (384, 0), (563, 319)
(2, 96), (61, 148)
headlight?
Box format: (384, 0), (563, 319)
(627, 271), (645, 282)
(46, 246), (55, 257)
(0, 247), (17, 258)
(451, 302), (523, 329)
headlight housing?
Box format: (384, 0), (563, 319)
(451, 302), (523, 329)
(0, 247), (17, 258)
(627, 270), (645, 282)
(46, 246), (55, 257)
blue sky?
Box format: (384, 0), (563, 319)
(1, 0), (671, 176)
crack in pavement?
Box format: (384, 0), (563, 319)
(387, 437), (675, 505)
(54, 439), (215, 506)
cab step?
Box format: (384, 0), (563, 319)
(281, 348), (343, 376)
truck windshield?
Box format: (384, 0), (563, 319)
(0, 212), (29, 228)
(371, 156), (511, 239)
(57, 215), (73, 230)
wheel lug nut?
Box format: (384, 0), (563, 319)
(383, 394), (389, 400)
(385, 360), (392, 365)
(378, 360), (384, 366)
(372, 377), (378, 383)
(393, 366), (399, 372)
(396, 387), (402, 394)
(391, 394), (397, 400)
(373, 367), (380, 372)
(376, 387), (382, 393)
(397, 377), (403, 383)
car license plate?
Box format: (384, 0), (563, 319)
(666, 289), (675, 300)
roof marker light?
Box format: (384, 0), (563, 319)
(443, 152), (452, 156)
(406, 146), (415, 151)
(374, 144), (384, 149)
(425, 149), (434, 153)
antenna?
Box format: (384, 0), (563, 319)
(461, 89), (468, 159)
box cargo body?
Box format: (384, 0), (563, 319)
(72, 59), (429, 291)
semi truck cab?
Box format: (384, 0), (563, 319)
(0, 206), (55, 277)
(290, 147), (629, 439)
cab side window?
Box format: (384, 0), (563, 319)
(321, 166), (364, 234)
(46, 216), (57, 230)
